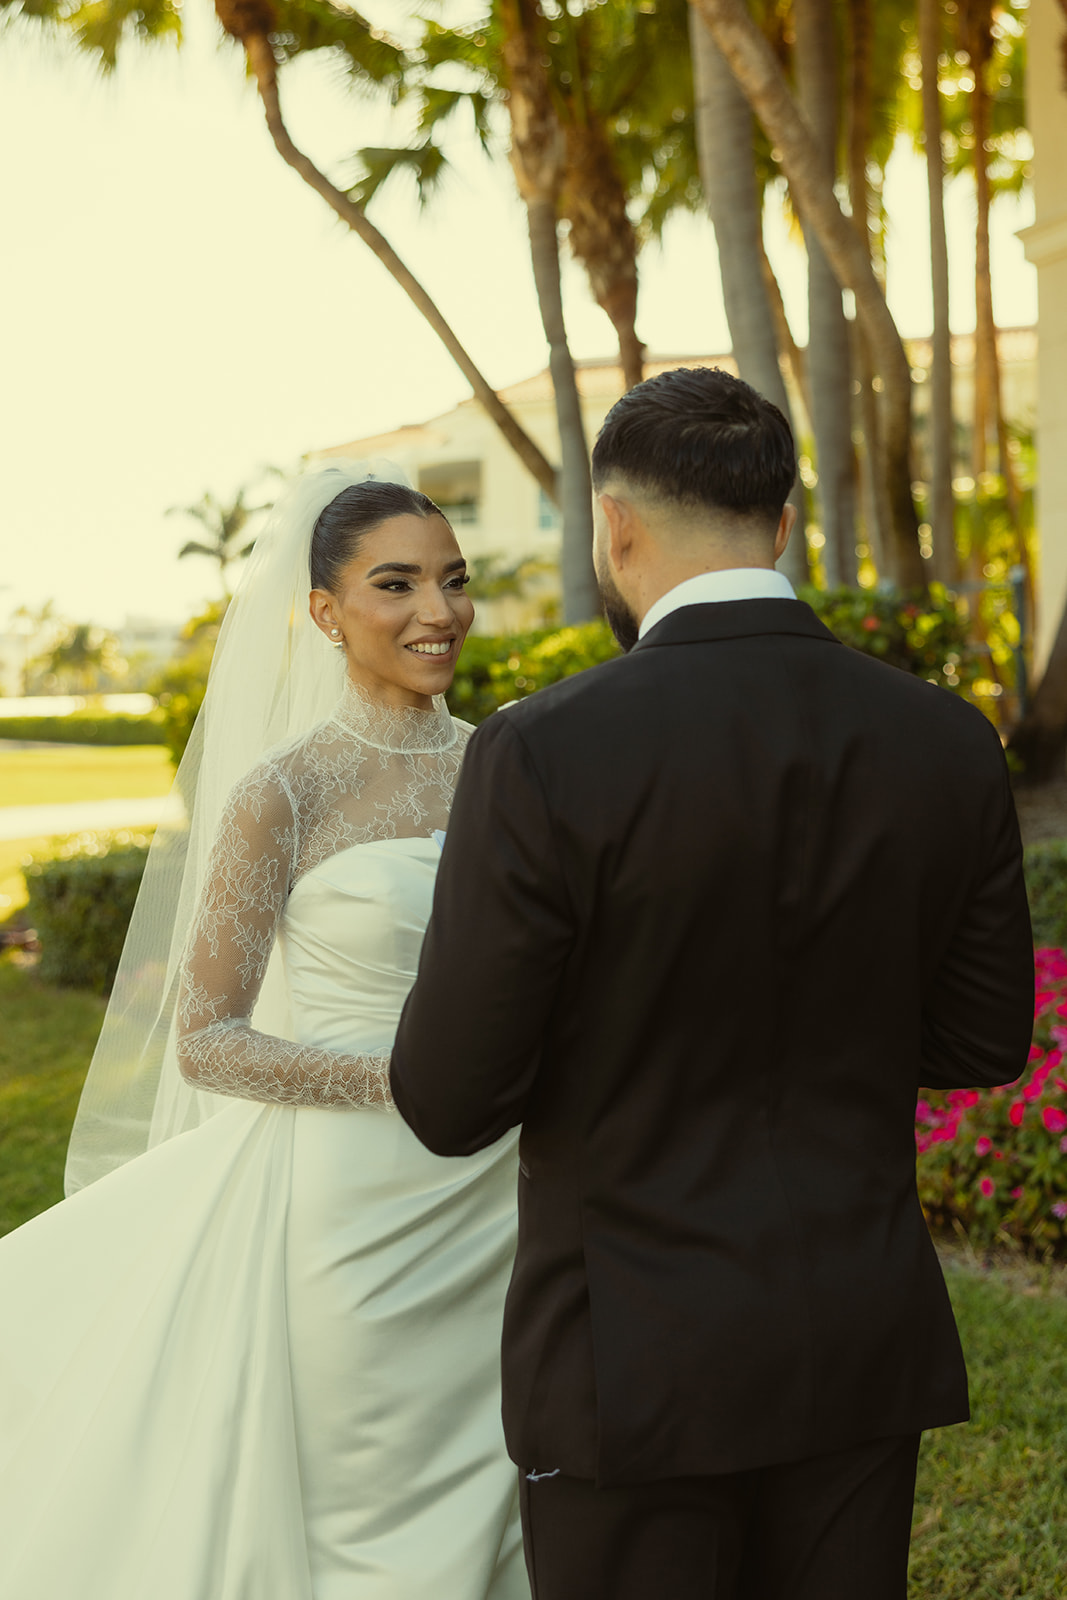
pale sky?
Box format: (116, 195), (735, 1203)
(0, 2), (1037, 629)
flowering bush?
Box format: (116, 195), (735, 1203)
(916, 948), (1067, 1253)
(802, 585), (986, 701)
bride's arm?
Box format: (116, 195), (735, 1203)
(175, 765), (394, 1110)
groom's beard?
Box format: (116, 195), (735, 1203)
(597, 568), (640, 654)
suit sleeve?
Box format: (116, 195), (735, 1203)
(920, 748), (1034, 1090)
(390, 711), (575, 1155)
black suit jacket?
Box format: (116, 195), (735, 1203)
(391, 599), (1034, 1485)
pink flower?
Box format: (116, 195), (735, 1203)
(975, 1136), (993, 1157)
(1029, 1043), (1045, 1063)
(1053, 1202), (1067, 1220)
(993, 1150), (1004, 1161)
(1043, 1106), (1067, 1134)
(915, 1099), (932, 1123)
(1024, 1081), (1044, 1101)
(1011, 1187), (1024, 1200)
(1009, 1100), (1026, 1127)
(980, 1177), (995, 1198)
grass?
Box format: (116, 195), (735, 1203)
(0, 956), (1064, 1589)
(909, 1257), (1067, 1595)
(0, 955), (104, 1234)
(0, 744), (172, 808)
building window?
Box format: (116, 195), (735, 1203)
(538, 485), (562, 530)
(419, 461), (482, 525)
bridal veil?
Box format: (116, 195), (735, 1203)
(64, 458), (409, 1193)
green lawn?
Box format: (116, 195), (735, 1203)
(0, 744), (172, 808)
(910, 1260), (1067, 1595)
(0, 955), (105, 1233)
(0, 954), (1064, 1590)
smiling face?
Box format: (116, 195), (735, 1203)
(309, 512), (475, 710)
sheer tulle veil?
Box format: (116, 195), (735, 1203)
(64, 458), (412, 1194)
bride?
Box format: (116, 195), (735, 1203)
(0, 464), (528, 1599)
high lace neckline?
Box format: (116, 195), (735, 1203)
(329, 676), (458, 755)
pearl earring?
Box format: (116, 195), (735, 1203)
(329, 627), (344, 648)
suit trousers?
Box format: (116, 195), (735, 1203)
(518, 1432), (922, 1600)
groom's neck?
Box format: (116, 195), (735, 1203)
(631, 551), (778, 626)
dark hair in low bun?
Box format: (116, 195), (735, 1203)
(310, 479), (446, 593)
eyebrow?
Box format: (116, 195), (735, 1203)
(365, 559), (467, 577)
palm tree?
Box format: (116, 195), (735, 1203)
(688, 5), (808, 589)
(169, 484), (272, 595)
(43, 624), (124, 693)
(42, 0), (559, 509)
(794, 0), (855, 589)
(497, 0), (597, 624)
(689, 0), (925, 590)
(917, 0), (957, 587)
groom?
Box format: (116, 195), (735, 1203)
(390, 366), (1034, 1598)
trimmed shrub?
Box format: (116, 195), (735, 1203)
(916, 948), (1067, 1255)
(25, 833), (151, 994)
(0, 713), (165, 746)
(448, 621), (619, 724)
(1023, 841), (1067, 950)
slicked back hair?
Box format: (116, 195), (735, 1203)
(310, 481), (444, 593)
(591, 366), (797, 527)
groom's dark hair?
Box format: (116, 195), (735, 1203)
(591, 366), (796, 527)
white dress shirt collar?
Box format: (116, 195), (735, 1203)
(637, 568), (797, 640)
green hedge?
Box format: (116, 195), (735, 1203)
(0, 713), (166, 746)
(448, 621), (620, 724)
(1023, 840), (1067, 949)
(25, 835), (151, 994)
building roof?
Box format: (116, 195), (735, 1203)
(314, 331), (1037, 460)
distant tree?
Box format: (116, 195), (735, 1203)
(169, 482), (273, 595)
(38, 623), (125, 694)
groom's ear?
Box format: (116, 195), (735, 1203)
(598, 492), (638, 571)
(773, 502), (798, 562)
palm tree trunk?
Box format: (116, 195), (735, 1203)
(794, 0), (855, 589)
(758, 235), (812, 430)
(1009, 597), (1067, 781)
(689, 4), (808, 588)
(687, 0), (923, 588)
(500, 0), (598, 624)
(845, 0), (892, 581)
(963, 0), (1031, 612)
(221, 25), (559, 507)
(919, 0), (957, 587)
(562, 121), (645, 390)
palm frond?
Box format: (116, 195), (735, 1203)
(347, 141), (449, 210)
(66, 0), (180, 70)
(270, 0), (405, 91)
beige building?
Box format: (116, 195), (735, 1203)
(314, 335), (1036, 633)
(1022, 0), (1067, 674)
(313, 356), (733, 634)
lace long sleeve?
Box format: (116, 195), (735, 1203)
(175, 765), (394, 1111)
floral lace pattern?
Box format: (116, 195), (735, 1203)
(175, 681), (468, 1110)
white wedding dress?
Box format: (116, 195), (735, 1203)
(0, 682), (526, 1600)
